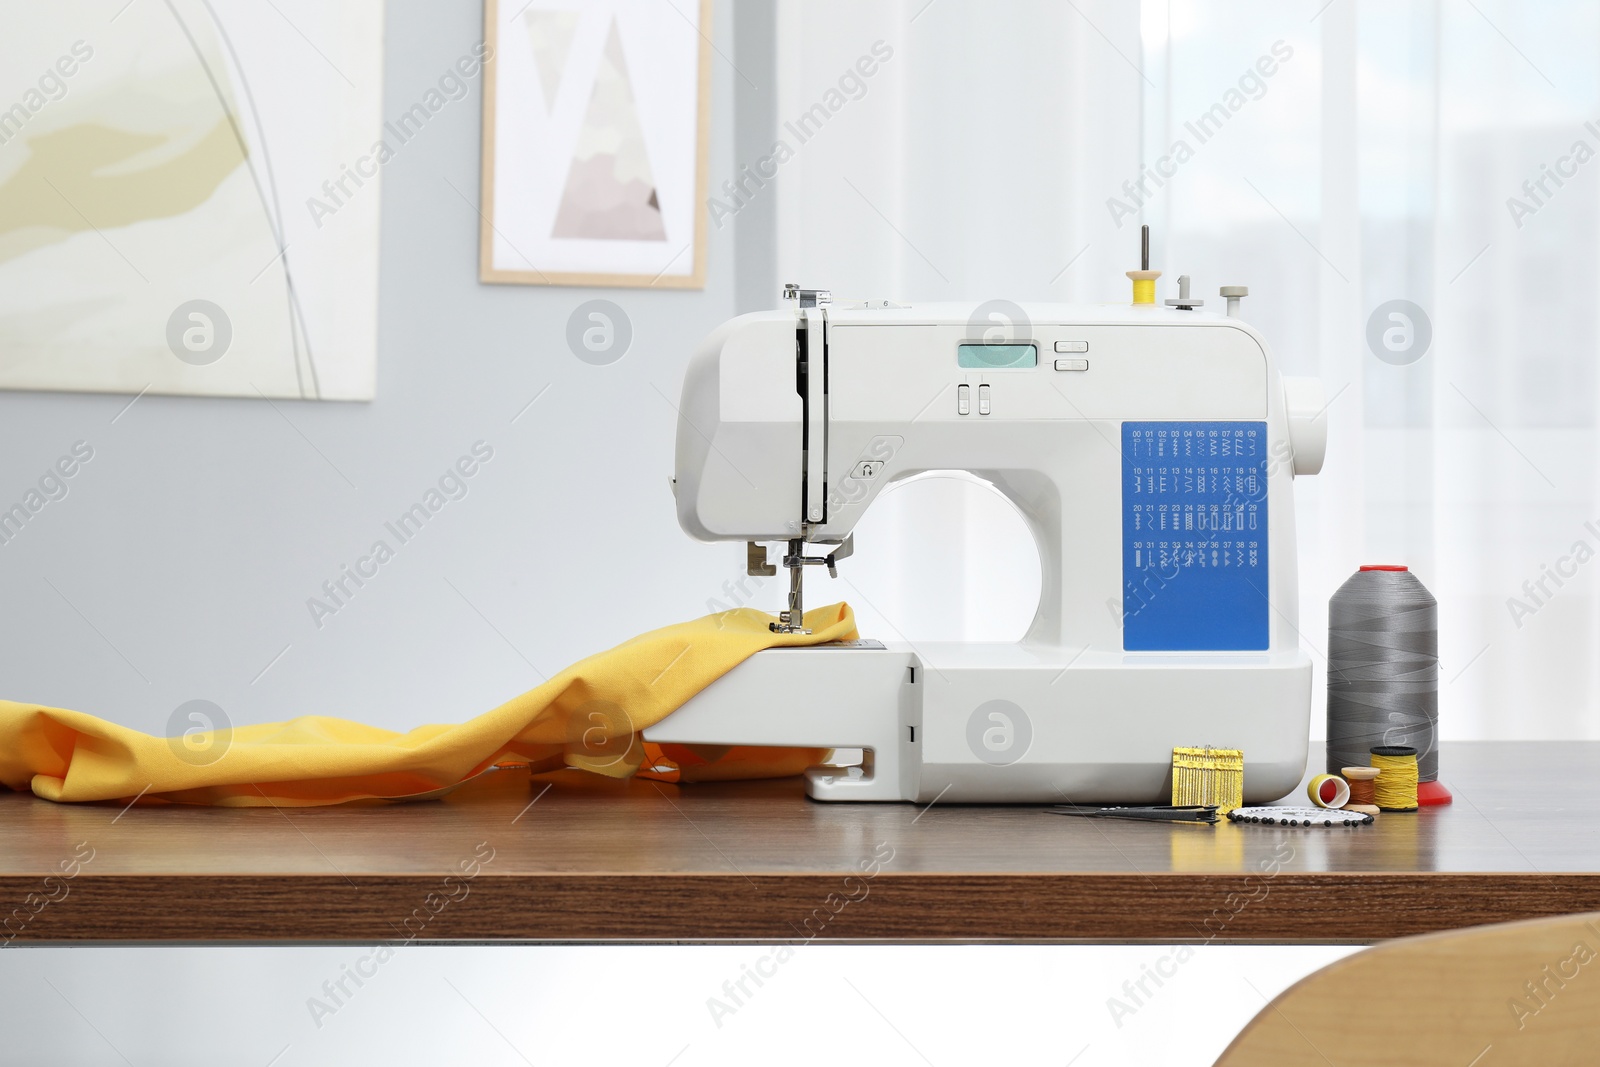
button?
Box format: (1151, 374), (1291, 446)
(852, 460), (882, 479)
(1054, 358), (1089, 372)
(957, 384), (970, 415)
(978, 384), (991, 415)
(1054, 341), (1088, 353)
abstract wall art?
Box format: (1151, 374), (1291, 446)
(480, 0), (711, 288)
(0, 0), (384, 400)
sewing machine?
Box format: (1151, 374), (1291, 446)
(646, 249), (1326, 803)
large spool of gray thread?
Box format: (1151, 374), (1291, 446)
(1326, 566), (1439, 780)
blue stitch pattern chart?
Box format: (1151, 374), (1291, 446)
(1121, 422), (1269, 651)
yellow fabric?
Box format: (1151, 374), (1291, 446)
(0, 603), (857, 807)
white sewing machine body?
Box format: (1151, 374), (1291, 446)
(647, 296), (1326, 804)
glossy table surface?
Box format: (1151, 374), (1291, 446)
(1, 742), (1594, 943)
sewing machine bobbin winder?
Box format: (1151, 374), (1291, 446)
(646, 231), (1327, 804)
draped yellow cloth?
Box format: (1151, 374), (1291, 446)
(0, 603), (856, 807)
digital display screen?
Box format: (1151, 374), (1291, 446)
(958, 343), (1037, 369)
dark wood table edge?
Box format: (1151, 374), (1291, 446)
(5, 871), (1597, 944)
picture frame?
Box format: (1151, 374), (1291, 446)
(479, 0), (711, 289)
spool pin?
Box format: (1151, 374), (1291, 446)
(1127, 224), (1161, 305)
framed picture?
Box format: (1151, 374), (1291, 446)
(479, 0), (711, 288)
(0, 0), (383, 400)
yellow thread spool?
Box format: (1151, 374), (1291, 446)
(1370, 746), (1419, 812)
(1127, 269), (1162, 305)
(1171, 746), (1244, 813)
(1307, 773), (1349, 809)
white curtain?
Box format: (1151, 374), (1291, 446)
(772, 0), (1599, 740)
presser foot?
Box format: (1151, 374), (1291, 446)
(760, 535), (854, 634)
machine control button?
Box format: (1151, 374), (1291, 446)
(978, 384), (991, 415)
(957, 384), (971, 415)
(851, 460), (882, 479)
(1053, 340), (1089, 353)
(1054, 358), (1089, 372)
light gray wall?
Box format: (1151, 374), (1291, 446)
(0, 0), (769, 736)
(732, 0), (779, 314)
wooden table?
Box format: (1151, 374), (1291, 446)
(1, 742), (1594, 944)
